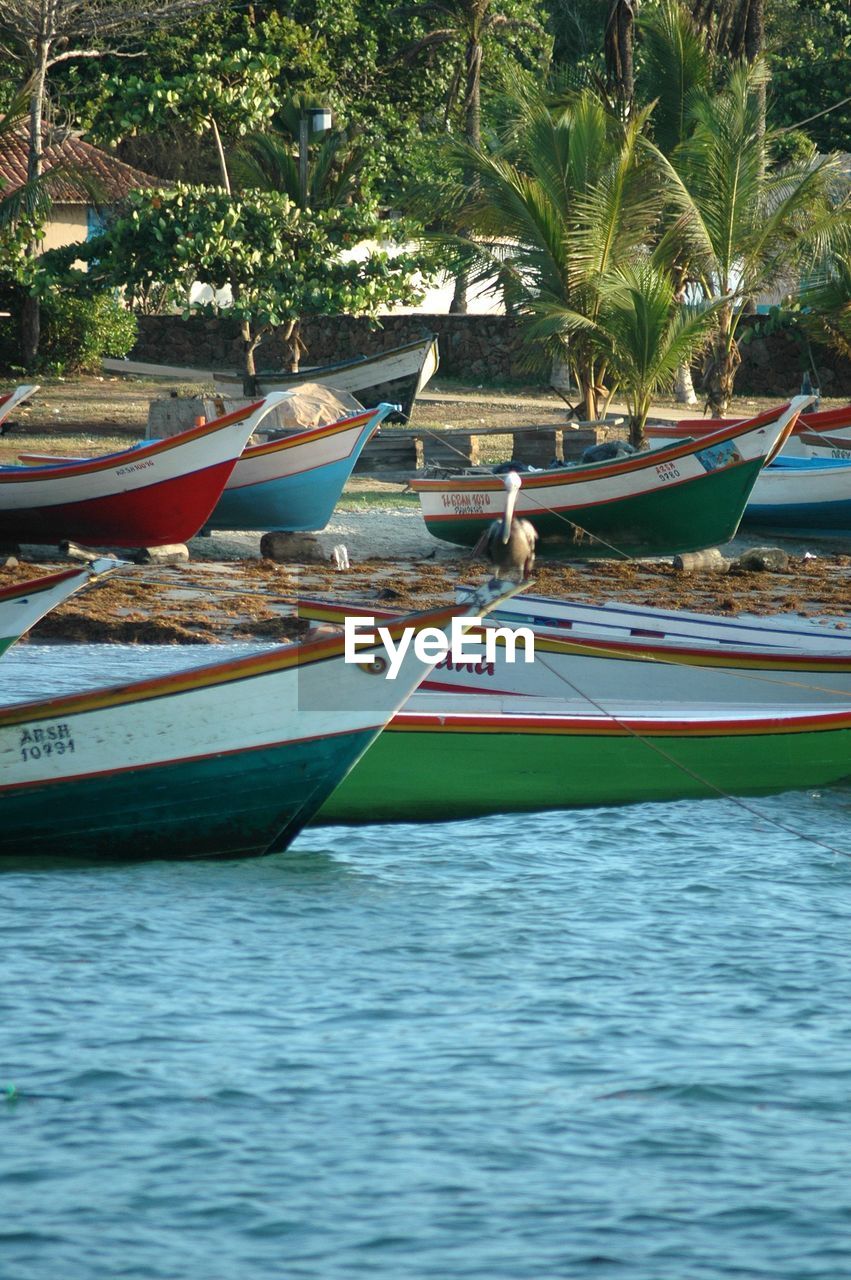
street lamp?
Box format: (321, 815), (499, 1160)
(298, 106), (333, 206)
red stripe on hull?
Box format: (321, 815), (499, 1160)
(0, 461), (237, 547)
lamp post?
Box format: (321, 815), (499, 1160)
(298, 106), (333, 207)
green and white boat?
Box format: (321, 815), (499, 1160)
(411, 399), (806, 558)
(0, 559), (120, 658)
(316, 692), (851, 825)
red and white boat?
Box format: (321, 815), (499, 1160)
(0, 398), (274, 547)
(646, 401), (851, 455)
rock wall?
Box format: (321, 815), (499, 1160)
(130, 314), (851, 396)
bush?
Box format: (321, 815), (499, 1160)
(38, 292), (138, 373)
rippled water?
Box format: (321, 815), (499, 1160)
(2, 647), (851, 1279)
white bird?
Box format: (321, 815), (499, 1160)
(473, 471), (538, 582)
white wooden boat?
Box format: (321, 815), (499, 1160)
(743, 455), (851, 533)
(213, 335), (439, 423)
(0, 397), (276, 547)
(299, 594), (851, 708)
(0, 384), (39, 428)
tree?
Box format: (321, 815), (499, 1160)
(0, 0), (223, 364)
(604, 0), (637, 114)
(44, 184), (430, 387)
(443, 88), (664, 421)
(651, 60), (850, 413)
(597, 262), (723, 442)
(401, 0), (549, 311)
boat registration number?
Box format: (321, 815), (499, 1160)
(655, 461), (681, 481)
(19, 722), (75, 761)
(441, 493), (492, 514)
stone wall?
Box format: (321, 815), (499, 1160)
(130, 313), (851, 396)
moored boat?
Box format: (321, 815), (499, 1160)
(646, 401), (851, 446)
(298, 595), (851, 706)
(0, 384), (39, 428)
(315, 692), (851, 825)
(411, 399), (807, 559)
(0, 397), (276, 547)
(0, 580), (520, 860)
(213, 335), (439, 423)
(0, 559), (122, 657)
(205, 398), (395, 532)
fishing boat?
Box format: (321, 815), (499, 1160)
(646, 402), (851, 458)
(205, 397), (395, 532)
(411, 399), (807, 559)
(743, 454), (851, 533)
(22, 389), (395, 534)
(212, 334), (439, 423)
(454, 584), (851, 649)
(0, 559), (121, 657)
(0, 580), (519, 860)
(299, 595), (851, 706)
(315, 692), (851, 825)
(0, 384), (38, 429)
(0, 397), (274, 548)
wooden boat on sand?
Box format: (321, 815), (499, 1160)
(411, 399), (807, 559)
(20, 390), (396, 534)
(315, 692), (851, 825)
(646, 401), (851, 446)
(0, 581), (519, 860)
(0, 559), (122, 657)
(0, 398), (271, 547)
(212, 335), (439, 423)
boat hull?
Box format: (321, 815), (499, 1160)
(0, 560), (119, 655)
(0, 730), (374, 860)
(744, 457), (851, 533)
(0, 404), (261, 547)
(316, 706), (851, 824)
(215, 337), (439, 424)
(206, 408), (388, 531)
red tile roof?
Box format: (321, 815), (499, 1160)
(0, 130), (159, 203)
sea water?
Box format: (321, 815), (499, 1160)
(1, 646), (850, 1280)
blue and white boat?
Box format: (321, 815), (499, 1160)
(204, 396), (395, 532)
(743, 454), (851, 534)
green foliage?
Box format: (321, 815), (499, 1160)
(0, 285), (137, 374)
(42, 184), (431, 374)
(767, 0), (851, 154)
(40, 291), (138, 373)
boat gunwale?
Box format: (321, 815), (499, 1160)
(0, 400), (265, 485)
(0, 600), (472, 726)
(411, 403), (792, 492)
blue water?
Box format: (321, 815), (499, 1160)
(2, 648), (851, 1279)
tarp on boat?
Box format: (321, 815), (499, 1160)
(255, 383), (366, 436)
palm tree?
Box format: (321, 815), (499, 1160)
(443, 88), (664, 420)
(797, 252), (851, 363)
(598, 261), (724, 442)
(650, 60), (850, 413)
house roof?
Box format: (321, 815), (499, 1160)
(0, 130), (159, 203)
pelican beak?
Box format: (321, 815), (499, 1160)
(501, 473), (519, 543)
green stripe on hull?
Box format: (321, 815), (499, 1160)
(0, 636), (16, 658)
(427, 459), (764, 558)
(0, 729), (375, 861)
(316, 722), (851, 825)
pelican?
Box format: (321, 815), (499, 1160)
(473, 470), (538, 581)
